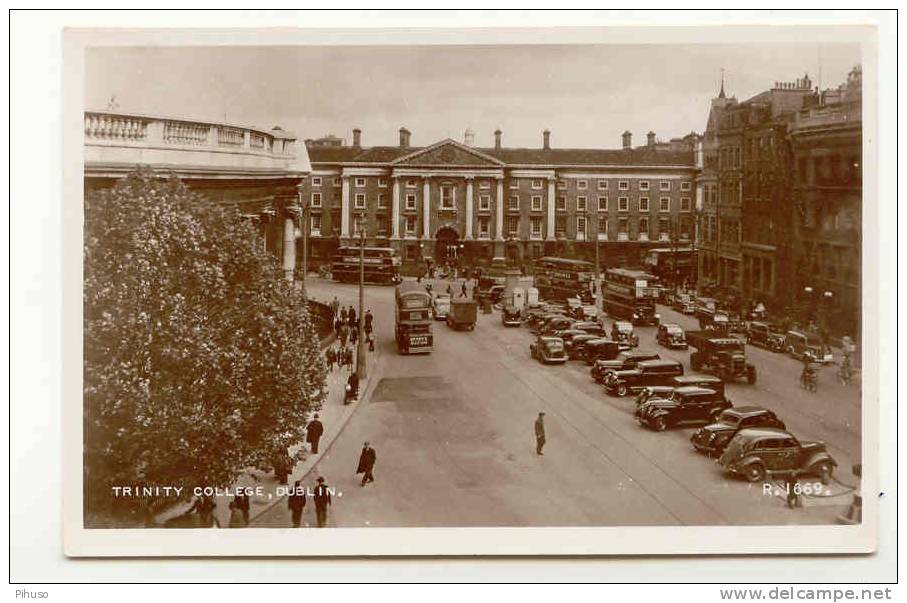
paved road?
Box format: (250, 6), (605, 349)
(256, 277), (860, 528)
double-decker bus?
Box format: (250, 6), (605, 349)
(331, 246), (401, 285)
(533, 257), (596, 303)
(395, 282), (433, 354)
(601, 268), (658, 326)
(643, 247), (696, 285)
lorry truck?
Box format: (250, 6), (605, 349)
(686, 330), (756, 384)
(447, 299), (478, 331)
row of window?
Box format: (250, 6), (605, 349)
(309, 192), (692, 212)
(309, 175), (692, 192)
(309, 215), (690, 240)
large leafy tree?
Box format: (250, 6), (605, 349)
(84, 169), (325, 518)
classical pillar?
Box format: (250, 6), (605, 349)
(546, 177), (556, 240)
(282, 211), (296, 282)
(422, 177), (432, 239)
(464, 176), (474, 240)
(391, 176), (401, 239)
(495, 176), (504, 240)
(340, 175), (351, 239)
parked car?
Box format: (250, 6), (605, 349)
(656, 323), (688, 349)
(691, 406), (786, 456)
(531, 313), (569, 334)
(634, 386), (732, 430)
(567, 334), (601, 360)
(501, 302), (522, 327)
(718, 428), (836, 484)
(591, 349), (660, 382)
(540, 316), (576, 336)
(604, 359), (685, 397)
(634, 374), (726, 407)
(529, 335), (568, 364)
(573, 322), (607, 338)
(746, 321), (786, 352)
(432, 294), (451, 320)
(784, 330), (835, 364)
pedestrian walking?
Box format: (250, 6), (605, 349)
(535, 412), (546, 455)
(330, 296), (340, 320)
(368, 332), (375, 352)
(346, 347), (354, 372)
(326, 348), (335, 371)
(348, 306), (357, 326)
(306, 413), (324, 454)
(446, 283), (453, 296)
(228, 501), (246, 528)
(785, 470), (803, 509)
(364, 309), (374, 332)
(350, 326), (359, 346)
(274, 451), (292, 485)
(356, 441), (377, 486)
(313, 476), (331, 528)
(185, 494), (217, 527)
(339, 323), (349, 348)
(460, 281), (468, 298)
(287, 480), (307, 527)
(233, 492), (250, 526)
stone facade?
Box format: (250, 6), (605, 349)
(301, 129), (699, 273)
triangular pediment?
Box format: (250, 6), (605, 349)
(392, 139), (504, 167)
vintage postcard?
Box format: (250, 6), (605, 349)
(62, 22), (880, 557)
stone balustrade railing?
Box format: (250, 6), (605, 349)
(84, 110), (295, 157)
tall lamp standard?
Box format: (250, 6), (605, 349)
(296, 188), (308, 291)
(588, 209), (601, 310)
(357, 228), (367, 380)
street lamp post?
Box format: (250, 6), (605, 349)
(297, 189), (308, 290)
(357, 229), (367, 380)
(589, 210), (601, 310)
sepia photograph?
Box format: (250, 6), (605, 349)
(51, 18), (885, 561)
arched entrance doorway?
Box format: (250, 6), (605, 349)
(435, 227), (461, 265)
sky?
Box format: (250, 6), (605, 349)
(85, 43), (861, 150)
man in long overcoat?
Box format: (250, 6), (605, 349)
(306, 413), (325, 454)
(313, 476), (331, 528)
(287, 480), (307, 527)
(356, 441), (377, 486)
(535, 412), (546, 455)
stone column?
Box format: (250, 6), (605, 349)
(422, 177), (432, 239)
(546, 177), (556, 240)
(340, 176), (351, 239)
(282, 210), (296, 282)
(464, 176), (474, 240)
(495, 176), (504, 240)
(391, 176), (401, 239)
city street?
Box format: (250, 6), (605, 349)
(255, 277), (861, 528)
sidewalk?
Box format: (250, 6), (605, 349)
(155, 291), (381, 528)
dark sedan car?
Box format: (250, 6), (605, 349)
(567, 333), (601, 360)
(634, 374), (726, 407)
(634, 385), (732, 430)
(656, 323), (688, 349)
(691, 406), (786, 456)
(718, 428), (836, 484)
(591, 349), (660, 381)
(604, 359), (684, 397)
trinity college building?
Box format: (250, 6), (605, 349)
(302, 127), (700, 271)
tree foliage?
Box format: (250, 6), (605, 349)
(84, 169), (325, 515)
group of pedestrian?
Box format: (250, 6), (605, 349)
(331, 297), (376, 353)
(287, 476), (333, 528)
(326, 345), (355, 373)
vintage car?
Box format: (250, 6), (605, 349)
(634, 386), (732, 430)
(672, 293), (697, 315)
(718, 428), (837, 484)
(432, 294), (452, 320)
(610, 321), (639, 347)
(501, 303), (523, 327)
(784, 330), (835, 364)
(529, 335), (568, 364)
(573, 321), (608, 338)
(567, 334), (601, 360)
(584, 339), (635, 367)
(691, 406), (786, 456)
(530, 313), (569, 334)
(634, 374), (726, 407)
(656, 323), (688, 349)
(591, 349), (660, 381)
(746, 321), (786, 352)
(540, 316), (577, 336)
(603, 359), (685, 397)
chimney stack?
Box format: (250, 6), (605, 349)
(647, 131), (656, 148)
(352, 128), (362, 148)
(399, 127), (411, 148)
(464, 128), (475, 146)
(543, 129), (551, 150)
(494, 128), (502, 150)
(622, 130), (632, 150)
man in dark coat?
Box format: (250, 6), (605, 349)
(348, 306), (357, 326)
(460, 281), (468, 298)
(313, 476), (331, 528)
(233, 492), (250, 525)
(287, 480), (307, 527)
(340, 306), (348, 324)
(364, 310), (374, 333)
(187, 493), (217, 527)
(274, 451), (291, 485)
(356, 441), (377, 486)
(535, 412), (546, 455)
(306, 413), (324, 454)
